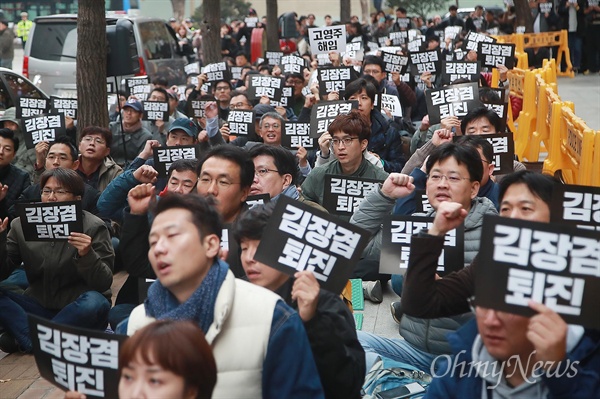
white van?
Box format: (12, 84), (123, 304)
(23, 14), (188, 97)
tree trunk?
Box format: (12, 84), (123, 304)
(514, 0), (534, 32)
(171, 0), (186, 21)
(360, 0), (369, 25)
(77, 0), (108, 131)
(266, 0), (279, 51)
(340, 0), (351, 22)
(202, 0), (221, 64)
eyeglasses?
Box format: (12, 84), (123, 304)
(231, 102), (251, 109)
(215, 86), (230, 91)
(255, 168), (279, 177)
(331, 137), (359, 147)
(197, 176), (240, 189)
(427, 174), (470, 184)
(81, 136), (106, 145)
(363, 69), (382, 75)
(286, 80), (304, 86)
(46, 155), (71, 162)
(41, 188), (72, 197)
(262, 123), (280, 130)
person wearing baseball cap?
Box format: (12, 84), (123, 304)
(109, 99), (152, 167)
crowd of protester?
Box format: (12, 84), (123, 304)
(0, 6), (598, 399)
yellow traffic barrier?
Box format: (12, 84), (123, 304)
(592, 132), (600, 186)
(543, 104), (597, 186)
(525, 78), (561, 161)
(513, 69), (537, 160)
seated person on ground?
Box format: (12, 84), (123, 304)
(0, 168), (114, 353)
(126, 193), (325, 398)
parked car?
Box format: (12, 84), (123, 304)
(22, 14), (188, 97)
(0, 67), (49, 114)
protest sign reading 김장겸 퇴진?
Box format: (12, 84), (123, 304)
(475, 215), (600, 329)
(254, 196), (370, 294)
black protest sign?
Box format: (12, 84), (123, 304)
(271, 86), (294, 108)
(382, 51), (409, 74)
(184, 62), (200, 75)
(245, 193), (271, 208)
(142, 101), (169, 122)
(322, 175), (383, 217)
(475, 215), (600, 329)
(17, 97), (49, 118)
(395, 18), (411, 30)
(17, 201), (83, 241)
(152, 145), (200, 177)
(231, 66), (243, 80)
(409, 49), (442, 75)
(425, 82), (482, 124)
(29, 315), (126, 399)
(380, 94), (403, 117)
(254, 196), (370, 294)
(203, 62), (231, 83)
(478, 42), (516, 69)
(389, 31), (408, 46)
(407, 37), (427, 53)
(344, 41), (364, 61)
(246, 75), (285, 102)
(265, 51), (284, 66)
(380, 215), (464, 275)
(227, 109), (256, 137)
(282, 122), (315, 149)
(309, 25), (347, 55)
(482, 100), (509, 132)
(463, 31), (497, 52)
(444, 26), (462, 40)
(187, 95), (213, 119)
(125, 76), (151, 101)
(309, 100), (358, 138)
(317, 66), (357, 97)
(21, 113), (67, 149)
(281, 55), (308, 74)
(550, 184), (600, 231)
(485, 133), (514, 175)
(441, 61), (480, 85)
(50, 97), (78, 120)
(539, 2), (553, 13)
(414, 189), (433, 213)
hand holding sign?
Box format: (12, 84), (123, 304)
(318, 132), (333, 156)
(429, 201), (468, 236)
(35, 141), (50, 167)
(0, 216), (8, 234)
(68, 232), (92, 257)
(128, 183), (156, 215)
(381, 173), (415, 200)
(292, 271), (321, 321)
(527, 301), (568, 368)
(296, 146), (309, 167)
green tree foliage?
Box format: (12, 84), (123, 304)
(387, 0), (450, 19)
(194, 0), (253, 23)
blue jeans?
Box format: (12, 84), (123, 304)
(568, 32), (583, 70)
(358, 331), (439, 374)
(108, 303), (136, 332)
(0, 268), (29, 290)
(0, 289), (110, 352)
(391, 274), (404, 297)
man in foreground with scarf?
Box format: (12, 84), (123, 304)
(126, 193), (324, 399)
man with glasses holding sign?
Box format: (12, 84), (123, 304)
(0, 168), (114, 354)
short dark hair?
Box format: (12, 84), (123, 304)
(167, 158), (199, 179)
(454, 135), (494, 164)
(0, 128), (18, 151)
(197, 145), (254, 189)
(40, 168), (85, 197)
(498, 170), (559, 207)
(233, 203), (275, 243)
(49, 136), (78, 161)
(248, 144), (298, 186)
(152, 77), (169, 87)
(426, 143), (483, 183)
(150, 87), (169, 101)
(362, 55), (385, 73)
(80, 126), (113, 148)
(285, 72), (305, 83)
(461, 107), (503, 134)
(343, 77), (377, 105)
(396, 7), (407, 13)
(154, 193), (223, 241)
(212, 80), (232, 91)
(449, 5), (458, 11)
(479, 87), (502, 103)
(327, 110), (371, 142)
